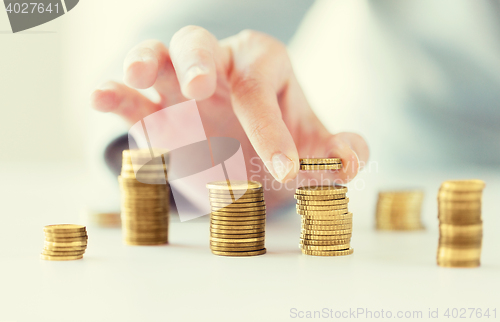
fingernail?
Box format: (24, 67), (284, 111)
(184, 65), (209, 85)
(97, 82), (113, 91)
(271, 153), (294, 182)
(132, 49), (155, 62)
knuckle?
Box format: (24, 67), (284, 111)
(237, 29), (286, 51)
(247, 114), (274, 147)
(172, 25), (209, 42)
(232, 74), (263, 98)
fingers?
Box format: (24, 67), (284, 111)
(123, 40), (161, 89)
(169, 26), (223, 100)
(324, 132), (369, 183)
(227, 30), (299, 183)
(90, 81), (162, 124)
(123, 40), (182, 105)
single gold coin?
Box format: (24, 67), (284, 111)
(438, 237), (482, 246)
(41, 250), (86, 256)
(438, 198), (482, 206)
(124, 226), (169, 231)
(122, 218), (169, 224)
(210, 201), (266, 208)
(123, 233), (168, 239)
(210, 245), (264, 252)
(438, 191), (483, 202)
(44, 224), (86, 233)
(299, 158), (341, 165)
(300, 164), (342, 170)
(124, 239), (169, 244)
(210, 236), (265, 243)
(122, 224), (169, 231)
(300, 234), (352, 240)
(209, 197), (264, 203)
(301, 224), (352, 231)
(211, 215), (266, 221)
(294, 194), (346, 201)
(206, 180), (262, 191)
(296, 198), (349, 206)
(123, 240), (168, 246)
(297, 209), (348, 216)
(210, 241), (265, 247)
(211, 206), (266, 212)
(210, 232), (265, 239)
(121, 215), (170, 221)
(437, 259), (480, 268)
(210, 220), (265, 226)
(120, 209), (169, 215)
(440, 180), (485, 192)
(44, 231), (87, 238)
(43, 246), (87, 252)
(301, 248), (354, 256)
(120, 200), (169, 206)
(437, 247), (481, 261)
(210, 224), (265, 230)
(209, 190), (263, 197)
(45, 236), (88, 243)
(211, 248), (266, 256)
(300, 239), (350, 246)
(44, 240), (88, 247)
(296, 185), (347, 195)
(301, 213), (353, 221)
(297, 204), (348, 211)
(301, 219), (352, 225)
(211, 210), (266, 217)
(378, 190), (424, 196)
(439, 223), (482, 235)
(438, 212), (481, 220)
(301, 229), (352, 235)
(300, 244), (350, 251)
(40, 254), (84, 261)
(210, 227), (265, 234)
(377, 225), (425, 231)
(124, 232), (169, 238)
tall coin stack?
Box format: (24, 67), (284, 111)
(207, 181), (266, 256)
(296, 185), (354, 256)
(375, 191), (424, 230)
(41, 224), (88, 261)
(437, 180), (485, 268)
(119, 149), (170, 245)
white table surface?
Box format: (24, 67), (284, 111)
(0, 164), (499, 322)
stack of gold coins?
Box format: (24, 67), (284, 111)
(299, 158), (342, 171)
(119, 149), (169, 245)
(41, 224), (88, 260)
(437, 179), (485, 268)
(295, 185), (353, 256)
(375, 191), (424, 230)
(81, 210), (121, 227)
(207, 181), (266, 256)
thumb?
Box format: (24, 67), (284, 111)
(324, 132), (370, 183)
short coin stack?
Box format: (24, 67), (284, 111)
(375, 190), (424, 230)
(41, 224), (88, 261)
(207, 180), (266, 256)
(299, 158), (342, 171)
(437, 180), (485, 268)
(296, 185), (354, 256)
(119, 149), (169, 245)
